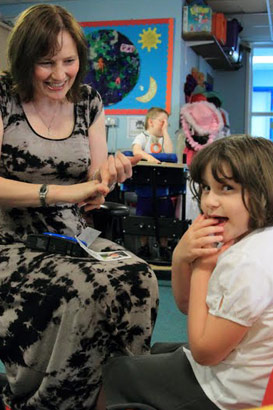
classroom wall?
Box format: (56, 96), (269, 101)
(214, 52), (248, 134)
(0, 0), (246, 149)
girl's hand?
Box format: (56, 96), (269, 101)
(192, 239), (234, 274)
(175, 214), (225, 265)
(99, 152), (142, 188)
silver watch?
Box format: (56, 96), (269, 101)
(39, 184), (48, 207)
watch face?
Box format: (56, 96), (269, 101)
(40, 185), (48, 206)
(40, 185), (48, 194)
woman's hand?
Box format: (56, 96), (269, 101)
(80, 180), (109, 212)
(60, 180), (110, 211)
(99, 151), (142, 188)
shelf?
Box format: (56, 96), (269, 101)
(185, 34), (240, 71)
(0, 21), (12, 31)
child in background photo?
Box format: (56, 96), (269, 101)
(101, 135), (273, 410)
(132, 107), (174, 261)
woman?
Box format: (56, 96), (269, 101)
(0, 4), (158, 410)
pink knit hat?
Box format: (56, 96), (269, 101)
(180, 101), (223, 152)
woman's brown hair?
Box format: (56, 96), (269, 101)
(7, 4), (88, 102)
(189, 135), (273, 230)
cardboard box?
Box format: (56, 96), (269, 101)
(182, 5), (212, 40)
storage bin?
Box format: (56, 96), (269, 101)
(224, 18), (243, 51)
(223, 18), (243, 64)
(212, 12), (227, 45)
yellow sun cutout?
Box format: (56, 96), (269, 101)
(138, 27), (162, 52)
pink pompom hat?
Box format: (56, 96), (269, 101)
(180, 101), (224, 152)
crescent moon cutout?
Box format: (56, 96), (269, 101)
(136, 76), (157, 103)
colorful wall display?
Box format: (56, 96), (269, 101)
(80, 18), (174, 114)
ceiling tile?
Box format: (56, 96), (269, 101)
(207, 0), (267, 14)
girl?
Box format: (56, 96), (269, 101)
(102, 135), (273, 410)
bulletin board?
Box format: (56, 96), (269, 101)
(80, 18), (174, 114)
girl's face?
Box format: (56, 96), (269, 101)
(200, 162), (250, 243)
(33, 30), (80, 101)
(148, 113), (168, 137)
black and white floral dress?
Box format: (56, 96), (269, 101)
(0, 76), (158, 410)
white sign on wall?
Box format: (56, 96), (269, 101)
(127, 116), (145, 139)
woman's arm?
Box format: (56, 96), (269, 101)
(0, 114), (109, 208)
(88, 110), (108, 178)
(0, 176), (109, 209)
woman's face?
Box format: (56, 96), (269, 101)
(33, 30), (80, 101)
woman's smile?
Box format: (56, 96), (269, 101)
(33, 30), (80, 101)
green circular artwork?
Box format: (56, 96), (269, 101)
(84, 29), (140, 106)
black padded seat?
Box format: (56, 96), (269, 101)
(92, 201), (130, 244)
(100, 202), (130, 216)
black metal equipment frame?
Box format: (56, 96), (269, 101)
(121, 163), (190, 245)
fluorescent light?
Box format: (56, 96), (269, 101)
(253, 56), (273, 64)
